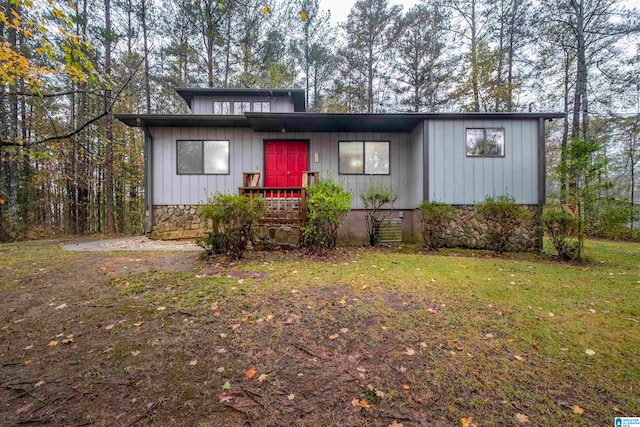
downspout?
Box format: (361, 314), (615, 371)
(137, 119), (153, 233)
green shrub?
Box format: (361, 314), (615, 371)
(418, 201), (454, 250)
(360, 182), (399, 246)
(303, 177), (351, 252)
(542, 208), (582, 261)
(199, 193), (265, 259)
(476, 195), (530, 253)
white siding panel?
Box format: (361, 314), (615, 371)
(428, 119), (538, 204)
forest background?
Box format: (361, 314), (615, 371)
(1, 0), (639, 241)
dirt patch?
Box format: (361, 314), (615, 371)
(60, 236), (201, 252)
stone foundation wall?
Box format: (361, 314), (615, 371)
(150, 203), (540, 252)
(150, 205), (209, 239)
(150, 205), (302, 248)
(252, 224), (301, 250)
(438, 205), (540, 251)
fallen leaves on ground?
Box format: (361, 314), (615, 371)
(513, 354), (525, 361)
(405, 348), (415, 356)
(15, 403), (33, 415)
(222, 381), (231, 390)
(351, 398), (370, 408)
(572, 405), (584, 414)
(48, 340), (58, 346)
(585, 349), (596, 356)
(257, 373), (267, 383)
(461, 417), (478, 427)
(515, 413), (530, 424)
(246, 368), (257, 379)
(287, 393), (295, 400)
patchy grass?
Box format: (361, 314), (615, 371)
(0, 240), (638, 426)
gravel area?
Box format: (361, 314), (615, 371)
(60, 236), (201, 251)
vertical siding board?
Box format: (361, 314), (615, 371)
(430, 121), (440, 201)
(446, 121), (454, 203)
(464, 121), (472, 202)
(511, 120), (522, 200)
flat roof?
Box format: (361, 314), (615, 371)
(174, 88), (307, 112)
(116, 112), (565, 133)
(114, 114), (252, 128)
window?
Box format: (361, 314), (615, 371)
(177, 140), (229, 174)
(338, 141), (390, 175)
(466, 128), (505, 157)
(252, 101), (271, 112)
(213, 101), (231, 115)
(233, 101), (251, 115)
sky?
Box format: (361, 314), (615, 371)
(321, 0), (421, 25)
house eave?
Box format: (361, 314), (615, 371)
(115, 112), (566, 132)
(114, 114), (252, 128)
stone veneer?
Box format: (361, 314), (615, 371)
(150, 205), (209, 239)
(438, 205), (540, 251)
(150, 203), (540, 252)
(150, 204), (302, 247)
(252, 224), (301, 250)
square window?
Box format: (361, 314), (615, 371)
(213, 101), (231, 115)
(177, 140), (230, 175)
(204, 140), (229, 174)
(339, 141), (390, 175)
(233, 101), (250, 115)
(365, 141), (389, 174)
(253, 101), (271, 112)
(339, 141), (364, 174)
(466, 128), (505, 157)
(177, 140), (203, 174)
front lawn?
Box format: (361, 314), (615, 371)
(0, 240), (638, 426)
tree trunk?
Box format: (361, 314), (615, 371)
(561, 49), (570, 202)
(224, 7), (231, 88)
(470, 0), (480, 112)
(367, 44), (374, 113)
(141, 0), (152, 113)
(104, 0), (116, 233)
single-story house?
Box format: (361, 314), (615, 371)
(115, 88), (563, 250)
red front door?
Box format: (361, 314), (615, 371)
(265, 141), (308, 187)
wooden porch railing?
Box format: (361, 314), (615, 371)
(238, 187), (308, 225)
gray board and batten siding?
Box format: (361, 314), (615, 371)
(150, 118), (540, 209)
(189, 96), (295, 114)
(427, 118), (539, 205)
(150, 127), (422, 210)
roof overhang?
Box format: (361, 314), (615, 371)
(114, 114), (252, 128)
(115, 112), (565, 132)
(245, 112), (566, 133)
(174, 87), (306, 112)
